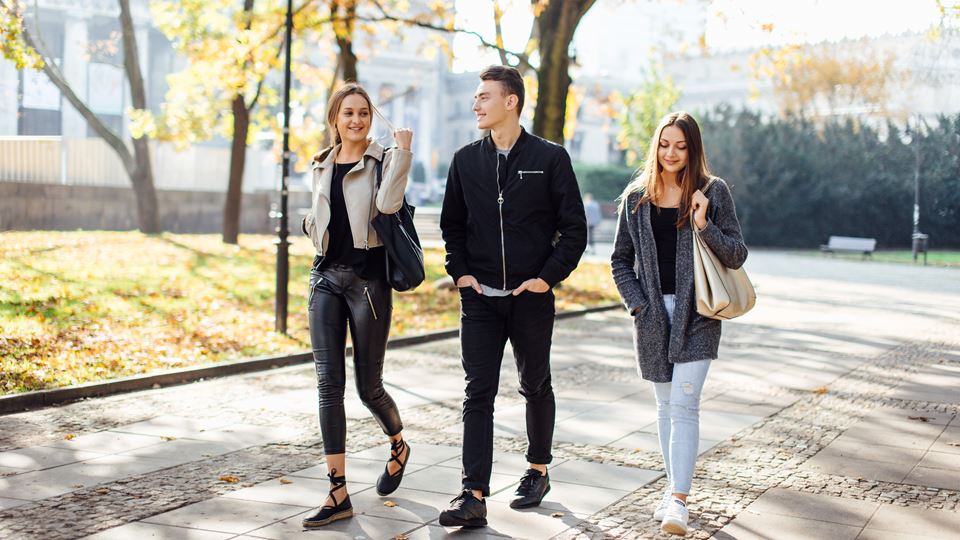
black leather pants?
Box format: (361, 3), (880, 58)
(308, 265), (402, 455)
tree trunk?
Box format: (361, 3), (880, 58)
(222, 0), (257, 244)
(223, 94), (250, 244)
(338, 0), (358, 82)
(321, 0), (358, 148)
(118, 0), (160, 233)
(531, 0), (595, 144)
(129, 144), (159, 234)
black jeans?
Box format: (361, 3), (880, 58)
(308, 265), (402, 455)
(458, 287), (556, 496)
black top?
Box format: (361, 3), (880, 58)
(439, 127), (587, 289)
(650, 205), (678, 294)
(317, 160), (386, 280)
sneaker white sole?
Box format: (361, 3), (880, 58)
(661, 518), (688, 536)
(653, 508), (666, 521)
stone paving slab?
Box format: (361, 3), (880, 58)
(930, 426), (960, 454)
(221, 476), (374, 507)
(239, 511), (419, 539)
(350, 486), (457, 524)
(42, 430), (167, 454)
(109, 414), (241, 439)
(858, 504), (960, 538)
(82, 522), (236, 539)
(903, 464), (960, 491)
(141, 498), (311, 535)
(0, 445), (107, 471)
(713, 512), (863, 540)
(739, 488), (880, 527)
(0, 497), (29, 511)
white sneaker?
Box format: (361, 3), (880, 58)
(652, 491), (673, 520)
(660, 498), (689, 536)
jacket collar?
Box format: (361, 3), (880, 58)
(482, 126), (530, 159)
(313, 139), (386, 170)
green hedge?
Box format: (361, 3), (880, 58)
(701, 107), (960, 248)
(573, 163), (636, 203)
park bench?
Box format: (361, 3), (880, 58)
(820, 236), (877, 258)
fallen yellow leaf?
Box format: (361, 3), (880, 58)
(811, 387), (829, 395)
(161, 436), (177, 441)
(219, 475), (240, 483)
(64, 434), (77, 440)
(395, 534), (409, 540)
(279, 478), (293, 484)
(551, 512), (564, 518)
(383, 500), (398, 507)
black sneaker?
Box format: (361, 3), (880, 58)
(301, 469), (353, 528)
(509, 468), (550, 509)
(439, 489), (487, 527)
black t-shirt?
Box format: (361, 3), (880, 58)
(317, 160), (386, 280)
(650, 205), (678, 295)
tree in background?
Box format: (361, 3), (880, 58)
(1, 0), (161, 233)
(614, 62), (681, 167)
(749, 41), (907, 119)
(529, 0), (595, 143)
(140, 0), (288, 244)
(475, 0), (596, 144)
(144, 0), (455, 244)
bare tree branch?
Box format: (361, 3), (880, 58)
(365, 0), (534, 72)
(492, 0), (510, 66)
(1, 0), (135, 171)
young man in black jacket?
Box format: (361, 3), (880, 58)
(438, 65), (587, 527)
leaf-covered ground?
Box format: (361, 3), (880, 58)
(0, 232), (619, 394)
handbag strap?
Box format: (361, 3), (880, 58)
(374, 147), (387, 187)
(364, 154), (385, 250)
(690, 177), (717, 230)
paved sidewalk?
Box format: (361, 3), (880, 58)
(0, 252), (958, 539)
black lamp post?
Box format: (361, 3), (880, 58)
(275, 0), (293, 333)
(910, 115), (929, 265)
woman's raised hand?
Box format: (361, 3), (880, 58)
(394, 128), (413, 151)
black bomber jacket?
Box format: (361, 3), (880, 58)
(440, 128), (587, 289)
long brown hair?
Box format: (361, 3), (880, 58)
(619, 111), (712, 227)
(325, 82), (374, 146)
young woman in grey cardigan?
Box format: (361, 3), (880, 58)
(610, 112), (747, 536)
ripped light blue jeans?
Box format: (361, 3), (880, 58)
(653, 294), (712, 495)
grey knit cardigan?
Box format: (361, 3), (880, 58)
(610, 178), (748, 382)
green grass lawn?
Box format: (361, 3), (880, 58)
(798, 249), (960, 267)
(0, 231), (620, 394)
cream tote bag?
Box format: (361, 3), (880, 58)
(691, 198), (756, 320)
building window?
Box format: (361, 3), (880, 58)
(18, 19), (63, 135)
(86, 17), (125, 137)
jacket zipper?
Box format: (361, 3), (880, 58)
(518, 170), (543, 180)
(496, 157), (507, 289)
(364, 286), (378, 320)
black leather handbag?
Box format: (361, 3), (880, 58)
(371, 156), (425, 292)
